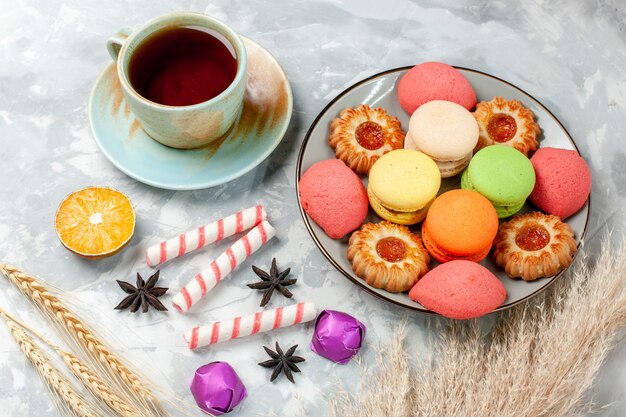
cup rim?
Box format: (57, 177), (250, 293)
(116, 11), (247, 110)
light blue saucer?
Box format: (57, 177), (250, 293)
(89, 37), (292, 190)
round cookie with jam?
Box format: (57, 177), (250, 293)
(473, 96), (541, 156)
(493, 211), (577, 281)
(347, 221), (430, 293)
(329, 104), (405, 175)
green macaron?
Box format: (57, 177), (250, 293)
(461, 145), (535, 218)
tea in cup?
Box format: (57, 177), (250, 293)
(107, 12), (247, 149)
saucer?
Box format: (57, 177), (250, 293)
(89, 37), (293, 190)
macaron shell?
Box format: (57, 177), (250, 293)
(405, 129), (470, 177)
(493, 200), (526, 218)
(461, 169), (526, 218)
(368, 187), (431, 225)
(409, 260), (507, 319)
(462, 145), (536, 206)
(398, 62), (477, 114)
(421, 224), (491, 263)
(460, 167), (473, 190)
(408, 100), (479, 161)
(368, 149), (441, 212)
(529, 147), (592, 219)
(299, 159), (368, 239)
(421, 189), (499, 258)
(431, 151), (472, 178)
(403, 132), (418, 151)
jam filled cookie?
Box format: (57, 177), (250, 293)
(473, 96), (541, 156)
(329, 105), (405, 175)
(493, 212), (577, 281)
(347, 221), (430, 293)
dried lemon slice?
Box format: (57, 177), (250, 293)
(55, 187), (135, 258)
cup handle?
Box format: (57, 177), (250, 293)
(106, 27), (134, 62)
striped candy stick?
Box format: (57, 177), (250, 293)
(172, 220), (276, 313)
(184, 302), (317, 349)
(145, 205), (267, 267)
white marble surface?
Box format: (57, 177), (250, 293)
(1, 0), (626, 416)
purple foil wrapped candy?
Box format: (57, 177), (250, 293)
(190, 361), (247, 415)
(310, 310), (366, 364)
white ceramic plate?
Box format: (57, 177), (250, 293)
(296, 66), (590, 314)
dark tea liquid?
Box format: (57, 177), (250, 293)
(128, 26), (237, 106)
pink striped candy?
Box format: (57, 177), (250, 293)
(184, 302), (317, 349)
(145, 206), (266, 267)
(172, 221), (276, 313)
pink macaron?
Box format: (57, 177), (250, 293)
(529, 147), (592, 219)
(398, 62), (476, 114)
(409, 260), (506, 319)
(299, 159), (368, 239)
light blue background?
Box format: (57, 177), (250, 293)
(1, 1), (625, 416)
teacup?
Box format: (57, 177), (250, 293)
(107, 12), (247, 149)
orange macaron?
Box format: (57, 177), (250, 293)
(421, 189), (498, 263)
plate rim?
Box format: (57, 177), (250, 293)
(88, 37), (294, 190)
(295, 65), (591, 315)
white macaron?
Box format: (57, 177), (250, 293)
(403, 100), (479, 178)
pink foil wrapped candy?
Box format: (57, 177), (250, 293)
(190, 362), (247, 415)
(310, 310), (366, 364)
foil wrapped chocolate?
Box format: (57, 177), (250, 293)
(310, 310), (366, 364)
(190, 361), (247, 415)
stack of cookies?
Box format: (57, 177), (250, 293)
(299, 61), (591, 319)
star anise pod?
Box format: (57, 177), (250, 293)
(114, 271), (168, 313)
(248, 258), (296, 307)
(258, 342), (305, 383)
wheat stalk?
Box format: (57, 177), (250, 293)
(1, 311), (106, 417)
(0, 264), (152, 400)
(0, 264), (204, 417)
(328, 235), (626, 417)
(58, 349), (147, 417)
(0, 308), (145, 417)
